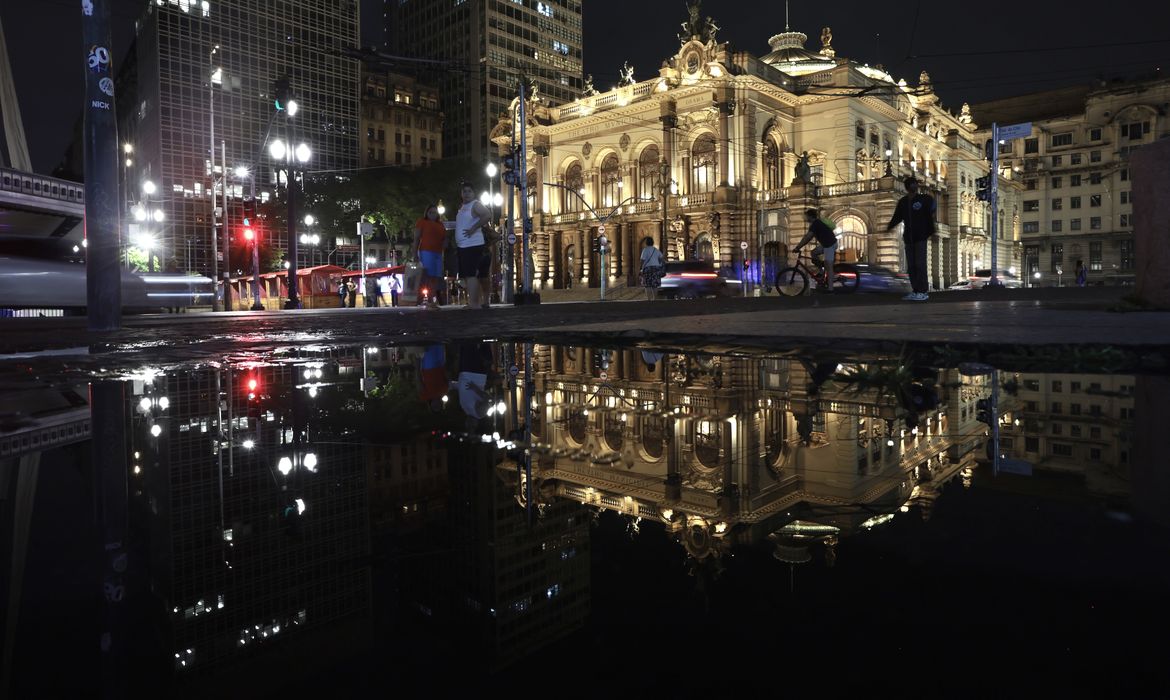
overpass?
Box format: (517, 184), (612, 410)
(0, 166), (85, 241)
(0, 12), (85, 243)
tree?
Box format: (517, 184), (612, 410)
(302, 158), (482, 245)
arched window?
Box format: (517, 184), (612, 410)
(763, 140), (782, 191)
(691, 133), (716, 194)
(563, 162), (583, 213)
(638, 145), (660, 200)
(600, 154), (621, 208)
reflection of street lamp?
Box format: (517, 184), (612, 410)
(884, 148), (893, 177)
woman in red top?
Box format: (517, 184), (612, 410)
(411, 204), (448, 307)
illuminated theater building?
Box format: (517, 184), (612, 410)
(492, 6), (1021, 291)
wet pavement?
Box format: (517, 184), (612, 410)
(2, 336), (1167, 696)
(0, 287), (1166, 360)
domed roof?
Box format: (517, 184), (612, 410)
(761, 28), (837, 75)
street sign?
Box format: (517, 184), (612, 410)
(508, 365), (520, 377)
(739, 241), (748, 250)
(507, 233), (517, 245)
(997, 122), (1032, 140)
(597, 224), (606, 235)
(599, 371), (608, 381)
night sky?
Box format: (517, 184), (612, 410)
(3, 0), (1168, 174)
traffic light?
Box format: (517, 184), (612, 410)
(975, 398), (993, 426)
(501, 150), (518, 186)
(975, 175), (991, 202)
(273, 75), (291, 112)
(242, 197), (256, 227)
(242, 227), (255, 242)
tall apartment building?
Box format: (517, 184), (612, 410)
(973, 77), (1170, 286)
(386, 0), (583, 161)
(120, 0), (360, 276)
(360, 69), (444, 168)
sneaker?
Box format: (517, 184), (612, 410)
(913, 292), (929, 301)
(901, 293), (919, 301)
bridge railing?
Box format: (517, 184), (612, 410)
(0, 166), (85, 206)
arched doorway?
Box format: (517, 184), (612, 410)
(694, 233), (714, 261)
(834, 214), (868, 263)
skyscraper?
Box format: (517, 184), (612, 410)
(385, 0), (583, 162)
(120, 0), (360, 277)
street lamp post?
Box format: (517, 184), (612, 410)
(270, 139), (311, 309)
(884, 148), (893, 177)
(299, 215), (320, 268)
(235, 166), (264, 310)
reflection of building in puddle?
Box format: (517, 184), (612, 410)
(125, 361), (371, 682)
(399, 434), (591, 672)
(517, 346), (985, 569)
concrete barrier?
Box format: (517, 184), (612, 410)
(1131, 138), (1170, 308)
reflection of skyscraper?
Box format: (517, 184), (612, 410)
(131, 363), (370, 681)
(402, 412), (590, 670)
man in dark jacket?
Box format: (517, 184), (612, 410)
(794, 208), (838, 292)
(886, 176), (936, 301)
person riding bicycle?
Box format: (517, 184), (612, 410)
(794, 208), (838, 292)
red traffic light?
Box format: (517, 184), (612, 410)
(243, 227), (255, 241)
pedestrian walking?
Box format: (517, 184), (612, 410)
(377, 275), (392, 306)
(886, 176), (936, 301)
(389, 274), (402, 307)
(640, 236), (665, 301)
(337, 278), (348, 307)
(455, 181), (492, 309)
(411, 204), (448, 308)
(365, 275), (378, 307)
(346, 279), (357, 307)
(1075, 259), (1087, 287)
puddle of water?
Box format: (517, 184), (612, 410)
(1, 341), (1167, 695)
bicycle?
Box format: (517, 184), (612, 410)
(774, 249), (859, 297)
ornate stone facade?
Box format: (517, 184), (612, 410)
(492, 7), (1020, 292)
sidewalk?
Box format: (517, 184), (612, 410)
(0, 287), (1166, 358)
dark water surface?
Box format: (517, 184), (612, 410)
(1, 341), (1167, 696)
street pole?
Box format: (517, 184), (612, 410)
(249, 177), (262, 310)
(660, 160), (670, 259)
(358, 221), (373, 302)
(82, 0), (123, 331)
(285, 164), (299, 309)
(989, 122), (1000, 287)
(221, 141), (231, 311)
(504, 165), (515, 304)
(209, 48), (221, 311)
(516, 80), (535, 302)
